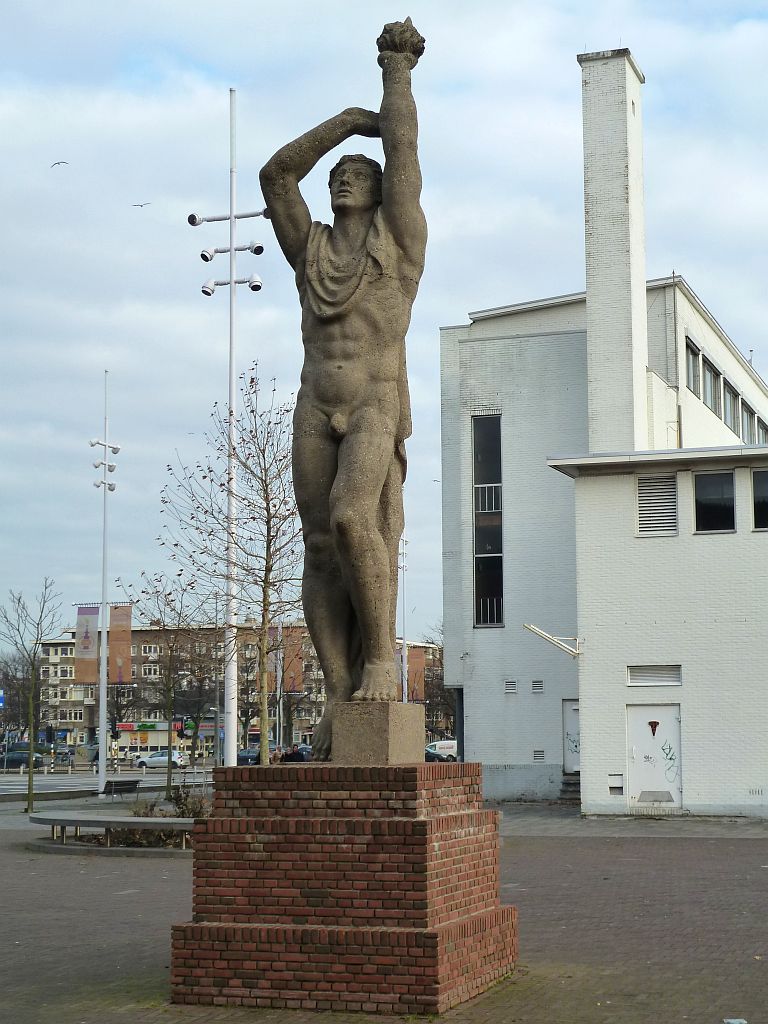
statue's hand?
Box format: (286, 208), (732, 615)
(376, 17), (425, 70)
(345, 107), (380, 138)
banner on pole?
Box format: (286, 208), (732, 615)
(109, 605), (133, 685)
(74, 606), (99, 684)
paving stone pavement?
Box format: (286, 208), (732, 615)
(1, 797), (766, 1024)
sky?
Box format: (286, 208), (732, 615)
(3, 0), (768, 641)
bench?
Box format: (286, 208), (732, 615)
(102, 778), (140, 800)
(29, 811), (195, 849)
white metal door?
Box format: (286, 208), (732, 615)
(562, 700), (580, 773)
(626, 704), (682, 808)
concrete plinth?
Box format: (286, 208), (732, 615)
(331, 701), (425, 764)
(171, 763), (517, 1014)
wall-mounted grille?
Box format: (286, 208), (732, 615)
(637, 474), (678, 534)
(531, 680), (544, 693)
(627, 665), (682, 686)
(533, 749), (545, 762)
(504, 680), (517, 694)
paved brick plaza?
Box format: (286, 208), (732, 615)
(1, 799), (766, 1024)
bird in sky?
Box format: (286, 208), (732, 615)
(50, 160), (69, 167)
(132, 202), (151, 208)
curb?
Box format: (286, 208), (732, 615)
(23, 837), (193, 857)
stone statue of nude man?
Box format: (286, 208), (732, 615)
(260, 18), (426, 761)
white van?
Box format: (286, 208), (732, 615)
(425, 739), (458, 762)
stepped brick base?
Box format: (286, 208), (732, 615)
(171, 763), (517, 1014)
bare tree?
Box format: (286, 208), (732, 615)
(118, 573), (212, 797)
(159, 372), (302, 764)
(421, 622), (454, 737)
(0, 579), (61, 810)
(0, 652), (30, 740)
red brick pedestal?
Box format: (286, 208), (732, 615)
(171, 763), (517, 1013)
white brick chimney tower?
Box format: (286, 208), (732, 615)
(578, 48), (649, 452)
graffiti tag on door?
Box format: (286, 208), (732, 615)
(661, 739), (679, 782)
(566, 732), (580, 754)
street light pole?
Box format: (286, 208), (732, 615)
(188, 88), (266, 767)
(400, 534), (408, 703)
(90, 370), (120, 796)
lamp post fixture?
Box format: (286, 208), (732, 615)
(188, 87), (267, 768)
(90, 369), (120, 797)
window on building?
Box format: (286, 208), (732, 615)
(636, 474), (677, 535)
(742, 403), (756, 444)
(141, 663), (160, 678)
(473, 415), (503, 627)
(685, 339), (700, 396)
(723, 381), (739, 433)
(694, 472), (735, 532)
(753, 470), (768, 529)
(131, 664), (137, 679)
(758, 419), (768, 446)
(702, 359), (721, 415)
(130, 644), (137, 656)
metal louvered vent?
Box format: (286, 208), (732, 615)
(627, 665), (682, 686)
(504, 680), (517, 694)
(637, 475), (678, 534)
(531, 680), (544, 693)
(533, 749), (545, 761)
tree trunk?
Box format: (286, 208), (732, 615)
(258, 601), (270, 766)
(26, 667), (35, 812)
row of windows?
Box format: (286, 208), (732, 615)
(638, 469), (768, 534)
(473, 415), (503, 627)
(41, 666), (74, 679)
(43, 645), (74, 658)
(686, 338), (768, 444)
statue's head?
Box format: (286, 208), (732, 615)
(329, 154), (383, 213)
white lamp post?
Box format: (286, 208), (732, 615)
(400, 535), (408, 703)
(188, 88), (267, 767)
(90, 369), (120, 796)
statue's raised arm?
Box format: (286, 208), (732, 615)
(260, 107), (380, 270)
(376, 17), (427, 271)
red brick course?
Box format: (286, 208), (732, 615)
(171, 763), (517, 1013)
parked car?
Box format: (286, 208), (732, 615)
(236, 748), (260, 765)
(236, 742), (277, 765)
(9, 742), (51, 757)
(425, 740), (458, 763)
(423, 745), (454, 761)
(134, 749), (189, 769)
(2, 750), (44, 769)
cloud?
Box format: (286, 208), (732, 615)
(3, 1), (768, 640)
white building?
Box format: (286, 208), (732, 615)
(550, 446), (768, 816)
(440, 48), (768, 811)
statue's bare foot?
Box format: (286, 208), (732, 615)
(312, 709), (333, 761)
(351, 660), (399, 702)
